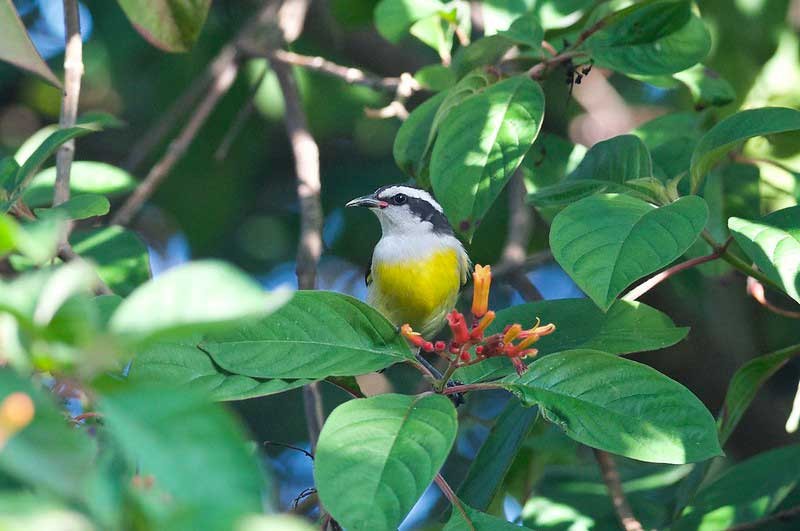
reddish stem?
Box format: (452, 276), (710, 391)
(442, 383), (503, 395)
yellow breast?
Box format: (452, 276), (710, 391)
(369, 249), (461, 337)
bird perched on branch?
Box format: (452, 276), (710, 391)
(346, 185), (471, 338)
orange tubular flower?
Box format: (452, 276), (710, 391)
(446, 310), (471, 344)
(400, 324), (426, 348)
(471, 265), (492, 318)
(503, 324), (523, 344)
(470, 310), (496, 340)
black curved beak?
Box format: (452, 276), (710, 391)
(346, 194), (383, 208)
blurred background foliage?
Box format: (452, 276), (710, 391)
(2, 0), (800, 527)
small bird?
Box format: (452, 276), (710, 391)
(346, 184), (471, 338)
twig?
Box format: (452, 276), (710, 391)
(364, 73), (420, 120)
(747, 277), (800, 318)
(623, 243), (730, 302)
(111, 46), (240, 226)
(54, 0), (82, 207)
(214, 66), (269, 161)
(725, 505), (800, 531)
(263, 440), (314, 459)
(242, 47), (402, 91)
(593, 448), (644, 531)
(701, 231), (785, 294)
(434, 474), (471, 527)
(497, 172), (542, 302)
(441, 383), (502, 395)
(453, 22), (470, 47)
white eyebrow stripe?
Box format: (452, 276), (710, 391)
(377, 186), (444, 213)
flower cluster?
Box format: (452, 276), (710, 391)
(401, 264), (555, 375)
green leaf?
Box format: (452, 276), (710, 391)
(690, 107), (800, 193)
(34, 194), (110, 221)
(718, 344), (800, 444)
(431, 74), (544, 239)
(99, 382), (263, 529)
(374, 0), (445, 42)
(110, 260), (290, 345)
(71, 226), (150, 296)
(394, 91), (446, 182)
(115, 0), (212, 52)
(0, 369), (94, 502)
(672, 445), (800, 530)
(0, 492), (94, 531)
(530, 135), (659, 206)
(444, 502), (522, 530)
(428, 68), (499, 150)
(409, 14), (453, 58)
(0, 0), (61, 86)
(455, 298), (688, 383)
(315, 393), (457, 530)
(583, 2), (710, 76)
(673, 64), (736, 109)
(128, 340), (313, 401)
(550, 194), (708, 310)
(201, 291), (414, 379)
(2, 116), (119, 212)
(497, 12), (543, 48)
(729, 205), (800, 304)
(451, 35), (513, 78)
(23, 162), (137, 207)
(504, 350), (722, 464)
(457, 401), (538, 510)
(0, 214), (18, 256)
(519, 133), (584, 194)
(13, 215), (66, 265)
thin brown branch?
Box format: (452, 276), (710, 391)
(253, 48), (402, 91)
(441, 383), (502, 395)
(214, 66), (269, 161)
(54, 0), (82, 207)
(725, 505), (800, 531)
(623, 242), (730, 302)
(747, 277), (800, 319)
(593, 449), (644, 531)
(434, 474), (471, 527)
(453, 22), (470, 47)
(111, 46), (240, 226)
(364, 73), (420, 120)
(497, 172), (542, 301)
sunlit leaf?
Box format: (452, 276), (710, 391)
(673, 64), (736, 108)
(503, 350), (722, 463)
(729, 205), (800, 304)
(201, 291), (414, 379)
(34, 194), (110, 221)
(550, 194), (708, 310)
(315, 393), (457, 530)
(0, 0), (61, 86)
(23, 162), (137, 207)
(71, 226), (150, 296)
(374, 0), (445, 42)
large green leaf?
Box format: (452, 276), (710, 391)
(729, 205), (800, 304)
(23, 162), (137, 207)
(529, 135), (660, 206)
(0, 369), (94, 503)
(451, 35), (513, 78)
(455, 298), (688, 383)
(70, 226), (150, 296)
(115, 0), (212, 52)
(496, 12), (543, 48)
(519, 133), (584, 195)
(0, 0), (60, 86)
(201, 291), (414, 379)
(315, 393), (457, 531)
(393, 91), (446, 182)
(99, 382), (263, 530)
(718, 344), (800, 444)
(374, 0), (444, 42)
(673, 64), (736, 109)
(110, 260), (291, 345)
(504, 350), (722, 464)
(690, 107), (800, 192)
(457, 401), (539, 510)
(430, 74), (544, 239)
(582, 2), (710, 76)
(127, 340), (313, 401)
(444, 502), (522, 530)
(550, 194), (708, 310)
(672, 445), (800, 530)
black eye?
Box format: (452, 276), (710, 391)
(392, 193), (407, 205)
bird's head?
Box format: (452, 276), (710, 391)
(346, 185), (453, 236)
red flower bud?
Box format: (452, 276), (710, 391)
(460, 351), (471, 362)
(434, 341), (446, 352)
(422, 342), (434, 352)
(446, 310), (471, 344)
